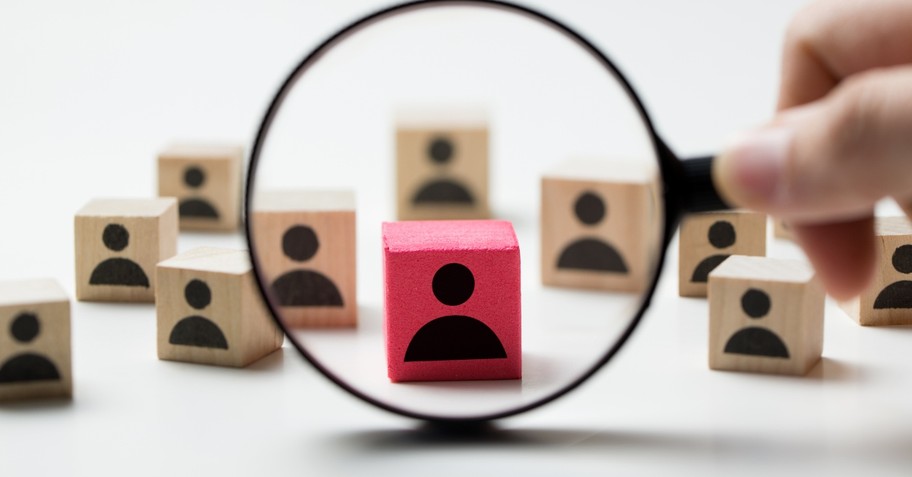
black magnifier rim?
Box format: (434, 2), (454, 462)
(245, 0), (675, 423)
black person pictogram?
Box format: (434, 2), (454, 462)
(169, 279), (229, 349)
(724, 288), (790, 358)
(0, 313), (61, 383)
(874, 244), (912, 309)
(178, 166), (220, 219)
(271, 225), (344, 306)
(691, 221), (736, 283)
(556, 191), (629, 273)
(404, 263), (507, 362)
(411, 136), (475, 205)
(89, 224), (150, 287)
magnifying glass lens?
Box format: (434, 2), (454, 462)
(248, 3), (664, 421)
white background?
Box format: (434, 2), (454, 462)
(4, 1), (912, 476)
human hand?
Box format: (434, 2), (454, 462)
(712, 0), (912, 299)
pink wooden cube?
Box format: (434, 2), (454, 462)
(383, 220), (521, 382)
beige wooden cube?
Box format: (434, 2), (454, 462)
(396, 111), (489, 220)
(75, 198), (178, 303)
(709, 256), (823, 376)
(0, 279), (71, 401)
(840, 217), (912, 325)
(540, 159), (661, 292)
(678, 210), (766, 297)
(156, 247), (283, 367)
(773, 217), (793, 241)
(250, 190), (357, 327)
(158, 143), (243, 232)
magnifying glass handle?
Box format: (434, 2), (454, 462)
(678, 155), (730, 213)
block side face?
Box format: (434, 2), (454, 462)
(0, 300), (72, 401)
(396, 127), (489, 220)
(384, 244), (521, 382)
(156, 267), (248, 367)
(540, 176), (655, 292)
(239, 271), (283, 365)
(856, 233), (912, 325)
(75, 213), (167, 303)
(709, 275), (822, 376)
(158, 153), (241, 231)
(679, 211), (766, 297)
(250, 209), (357, 327)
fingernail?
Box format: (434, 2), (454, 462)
(715, 127), (794, 208)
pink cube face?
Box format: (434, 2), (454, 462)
(383, 220), (522, 382)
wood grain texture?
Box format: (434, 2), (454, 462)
(396, 119), (489, 221)
(678, 210), (766, 297)
(74, 198), (178, 303)
(0, 279), (71, 401)
(540, 159), (661, 292)
(155, 247), (283, 367)
(250, 189), (357, 327)
(708, 256), (823, 376)
(839, 217), (912, 325)
(158, 143), (243, 232)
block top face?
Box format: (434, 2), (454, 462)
(0, 279), (68, 307)
(383, 220), (518, 253)
(159, 144), (244, 160)
(710, 256), (815, 284)
(544, 158), (659, 184)
(157, 247), (251, 275)
(252, 189), (355, 212)
(395, 107), (488, 129)
(875, 216), (912, 236)
(76, 198), (178, 218)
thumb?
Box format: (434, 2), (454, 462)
(713, 66), (912, 223)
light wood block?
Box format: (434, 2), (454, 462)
(0, 279), (71, 401)
(839, 217), (912, 325)
(158, 143), (243, 232)
(541, 159), (661, 292)
(156, 247), (283, 367)
(75, 198), (178, 303)
(709, 256), (823, 376)
(396, 111), (489, 220)
(678, 210), (766, 297)
(250, 189), (357, 327)
(773, 217), (793, 240)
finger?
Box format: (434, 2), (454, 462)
(779, 0), (912, 109)
(713, 65), (912, 222)
(791, 215), (876, 300)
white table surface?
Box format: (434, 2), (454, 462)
(5, 1), (912, 475)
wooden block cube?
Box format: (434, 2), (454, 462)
(250, 190), (356, 327)
(383, 220), (521, 382)
(156, 247), (284, 367)
(540, 159), (660, 292)
(396, 111), (489, 220)
(773, 217), (793, 241)
(75, 198), (178, 303)
(158, 144), (243, 232)
(678, 210), (766, 297)
(0, 279), (71, 401)
(840, 217), (912, 325)
(709, 256), (823, 376)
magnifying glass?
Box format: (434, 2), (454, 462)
(245, 0), (729, 423)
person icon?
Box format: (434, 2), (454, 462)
(178, 166), (220, 219)
(411, 136), (475, 205)
(0, 312), (61, 383)
(404, 263), (507, 362)
(724, 288), (790, 358)
(89, 223), (150, 288)
(556, 191), (629, 273)
(691, 220), (736, 283)
(271, 225), (344, 307)
(873, 244), (912, 309)
(169, 279), (229, 349)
